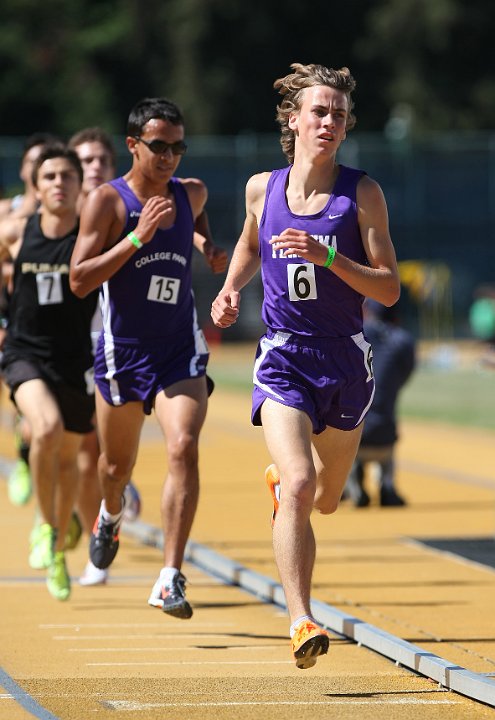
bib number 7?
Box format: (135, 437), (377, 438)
(287, 263), (317, 301)
(36, 272), (63, 305)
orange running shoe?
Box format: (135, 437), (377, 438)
(265, 464), (281, 528)
(291, 619), (330, 669)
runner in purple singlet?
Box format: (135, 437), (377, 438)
(211, 63), (400, 668)
(70, 98), (226, 619)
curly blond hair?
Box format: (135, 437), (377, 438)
(274, 63), (357, 163)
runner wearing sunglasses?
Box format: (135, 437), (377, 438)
(70, 97), (226, 618)
(133, 137), (188, 156)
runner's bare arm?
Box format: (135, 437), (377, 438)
(70, 184), (172, 297)
(210, 173), (268, 328)
(193, 209), (228, 274)
(0, 216), (26, 262)
(182, 179), (228, 275)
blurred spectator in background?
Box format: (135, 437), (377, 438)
(0, 133), (61, 221)
(68, 127), (118, 213)
(469, 285), (495, 371)
(345, 297), (416, 507)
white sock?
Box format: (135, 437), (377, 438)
(159, 566), (180, 584)
(101, 499), (123, 524)
(290, 615), (313, 638)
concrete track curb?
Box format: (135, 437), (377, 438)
(123, 518), (495, 709)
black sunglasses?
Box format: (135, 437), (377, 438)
(134, 136), (187, 156)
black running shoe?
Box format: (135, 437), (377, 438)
(380, 487), (406, 507)
(148, 570), (193, 619)
(89, 510), (122, 569)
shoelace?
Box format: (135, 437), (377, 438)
(164, 573), (187, 598)
(174, 574), (186, 596)
(97, 516), (119, 542)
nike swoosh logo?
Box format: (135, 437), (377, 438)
(340, 414), (354, 418)
(328, 213), (343, 220)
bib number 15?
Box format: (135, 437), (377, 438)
(287, 263), (317, 301)
(147, 275), (180, 304)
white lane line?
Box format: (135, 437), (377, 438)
(73, 647), (281, 653)
(103, 698), (459, 709)
(88, 660), (293, 666)
(40, 622), (233, 629)
(53, 634), (241, 640)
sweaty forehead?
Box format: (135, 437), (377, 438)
(76, 141), (111, 160)
(303, 85), (348, 111)
(141, 118), (184, 139)
(39, 157), (78, 176)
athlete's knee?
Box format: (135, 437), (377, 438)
(167, 431), (199, 468)
(100, 452), (134, 485)
(31, 416), (64, 452)
(282, 469), (316, 514)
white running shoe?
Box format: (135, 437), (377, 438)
(79, 560), (108, 586)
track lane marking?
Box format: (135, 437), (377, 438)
(102, 698), (459, 709)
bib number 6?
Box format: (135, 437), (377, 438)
(287, 263), (317, 301)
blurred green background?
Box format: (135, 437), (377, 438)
(1, 0), (493, 137)
(400, 365), (494, 430)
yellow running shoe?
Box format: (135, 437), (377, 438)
(47, 551), (71, 601)
(265, 464), (280, 528)
(291, 619), (329, 669)
(64, 512), (83, 551)
(29, 523), (55, 570)
(7, 459), (32, 506)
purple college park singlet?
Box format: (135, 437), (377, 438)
(94, 176), (209, 410)
(100, 176), (196, 342)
